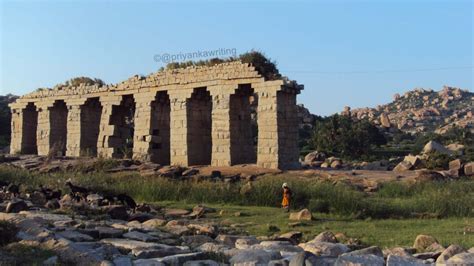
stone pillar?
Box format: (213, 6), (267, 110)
(65, 99), (86, 157)
(35, 101), (55, 156)
(9, 106), (24, 154)
(169, 89), (193, 166)
(97, 96), (122, 158)
(209, 85), (235, 166)
(276, 89), (300, 169)
(132, 93), (154, 161)
(254, 81), (300, 169)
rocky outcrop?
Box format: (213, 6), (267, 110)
(344, 86), (474, 134)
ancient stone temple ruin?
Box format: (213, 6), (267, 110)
(9, 62), (303, 169)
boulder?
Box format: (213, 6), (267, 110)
(393, 161), (413, 172)
(386, 255), (426, 266)
(289, 251), (319, 266)
(299, 241), (350, 256)
(335, 254), (384, 266)
(446, 252), (474, 264)
(180, 235), (215, 249)
(422, 140), (452, 155)
(380, 113), (391, 128)
(6, 200), (28, 213)
(123, 231), (159, 242)
(95, 226), (124, 239)
(289, 209), (312, 221)
(128, 213), (154, 223)
(445, 143), (465, 155)
(415, 170), (445, 182)
(413, 234), (438, 252)
(313, 231), (337, 243)
(235, 238), (260, 250)
(134, 252), (204, 266)
(183, 260), (219, 266)
(56, 230), (95, 242)
(404, 155), (422, 169)
(304, 151), (326, 164)
(164, 208), (190, 217)
(436, 244), (466, 263)
(142, 218), (167, 229)
(278, 231), (303, 244)
(464, 162), (474, 176)
(448, 159), (463, 177)
(343, 246), (383, 257)
(229, 250), (282, 265)
(330, 160), (342, 169)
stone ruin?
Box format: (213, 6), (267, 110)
(9, 61), (303, 169)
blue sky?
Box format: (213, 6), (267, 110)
(1, 0), (472, 115)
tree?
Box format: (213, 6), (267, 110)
(311, 114), (386, 160)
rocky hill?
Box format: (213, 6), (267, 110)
(342, 86), (473, 134)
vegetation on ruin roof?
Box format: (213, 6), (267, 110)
(159, 50), (282, 80)
(34, 76), (106, 92)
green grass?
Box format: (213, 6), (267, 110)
(159, 202), (474, 249)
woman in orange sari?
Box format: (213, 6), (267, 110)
(281, 183), (292, 212)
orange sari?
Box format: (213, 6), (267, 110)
(282, 188), (292, 208)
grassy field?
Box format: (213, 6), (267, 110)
(161, 202), (474, 249)
(0, 164), (473, 248)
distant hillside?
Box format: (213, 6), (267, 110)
(342, 86), (473, 134)
(0, 94), (18, 148)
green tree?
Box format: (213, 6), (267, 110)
(311, 114), (386, 160)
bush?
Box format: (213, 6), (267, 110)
(311, 115), (386, 160)
(424, 152), (451, 170)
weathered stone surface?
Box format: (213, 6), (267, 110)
(343, 246), (383, 258)
(422, 140), (452, 155)
(313, 231), (338, 243)
(56, 230), (95, 242)
(123, 231), (159, 242)
(104, 205), (128, 220)
(446, 252), (474, 264)
(229, 250), (282, 265)
(183, 260), (219, 266)
(393, 161), (413, 172)
(298, 241), (350, 256)
(134, 252), (204, 266)
(464, 162), (474, 176)
(142, 218), (167, 228)
(335, 254), (384, 266)
(436, 244), (466, 263)
(386, 255), (426, 266)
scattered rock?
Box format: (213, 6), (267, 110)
(123, 231), (159, 242)
(413, 234), (439, 252)
(446, 252), (474, 264)
(386, 255), (426, 266)
(343, 246), (383, 257)
(436, 244), (466, 263)
(422, 140), (452, 155)
(393, 161), (413, 172)
(299, 241), (350, 256)
(313, 231), (338, 243)
(289, 209), (312, 221)
(229, 250), (282, 265)
(464, 162), (474, 176)
(335, 254), (384, 266)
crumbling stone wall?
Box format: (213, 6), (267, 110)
(9, 62), (303, 169)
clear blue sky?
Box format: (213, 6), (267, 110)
(1, 0), (472, 115)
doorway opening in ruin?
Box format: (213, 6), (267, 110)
(230, 84), (257, 164)
(187, 87), (212, 165)
(150, 91), (170, 165)
(49, 100), (68, 156)
(80, 97), (102, 156)
(21, 102), (38, 154)
(109, 95), (135, 158)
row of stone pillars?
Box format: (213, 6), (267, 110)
(11, 82), (299, 169)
